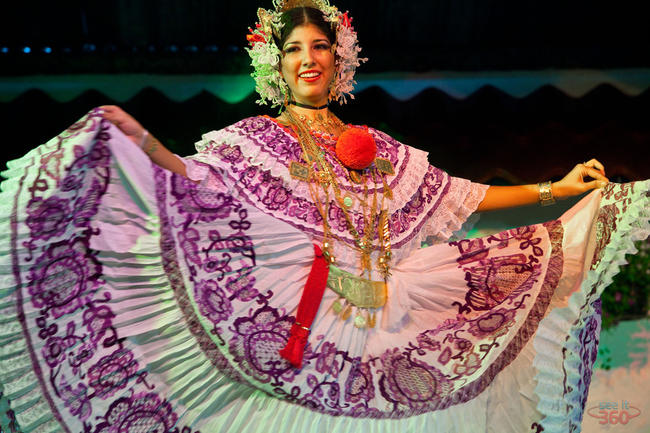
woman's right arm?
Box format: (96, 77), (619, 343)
(100, 105), (188, 178)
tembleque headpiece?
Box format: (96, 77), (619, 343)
(246, 0), (367, 107)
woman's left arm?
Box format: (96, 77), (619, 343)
(476, 159), (609, 212)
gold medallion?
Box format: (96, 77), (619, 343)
(375, 158), (395, 175)
(289, 161), (310, 181)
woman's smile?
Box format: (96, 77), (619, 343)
(298, 69), (323, 82)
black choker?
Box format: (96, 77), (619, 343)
(289, 101), (329, 110)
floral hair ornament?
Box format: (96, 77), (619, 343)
(246, 0), (367, 108)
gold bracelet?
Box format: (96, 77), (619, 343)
(538, 181), (556, 206)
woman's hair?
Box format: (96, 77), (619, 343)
(275, 7), (336, 48)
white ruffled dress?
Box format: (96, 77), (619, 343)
(1, 110), (649, 433)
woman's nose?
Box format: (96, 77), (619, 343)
(301, 49), (316, 66)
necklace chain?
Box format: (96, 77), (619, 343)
(284, 107), (392, 280)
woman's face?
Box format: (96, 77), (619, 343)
(280, 23), (335, 106)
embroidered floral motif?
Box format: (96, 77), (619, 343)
(12, 113), (194, 432)
(451, 226), (544, 315)
(467, 309), (516, 338)
(93, 392), (178, 433)
(592, 204), (619, 269)
(28, 238), (102, 319)
(229, 307), (297, 386)
(315, 341), (340, 377)
(452, 351), (481, 377)
(194, 279), (233, 327)
(42, 335), (71, 368)
(59, 378), (91, 421)
(26, 196), (71, 241)
(87, 349), (139, 399)
(379, 348), (452, 411)
(344, 360), (374, 403)
(416, 331), (442, 352)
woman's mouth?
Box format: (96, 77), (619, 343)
(299, 70), (322, 82)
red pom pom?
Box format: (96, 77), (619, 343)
(335, 128), (377, 170)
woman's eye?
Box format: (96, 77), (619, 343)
(315, 44), (331, 50)
(283, 47), (299, 54)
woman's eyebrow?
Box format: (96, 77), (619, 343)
(284, 38), (330, 48)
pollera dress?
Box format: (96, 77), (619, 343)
(0, 109), (648, 433)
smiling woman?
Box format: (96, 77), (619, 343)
(0, 1), (649, 433)
(277, 7), (336, 107)
(280, 23), (335, 106)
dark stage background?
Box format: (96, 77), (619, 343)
(1, 0), (649, 183)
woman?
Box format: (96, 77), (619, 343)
(0, 1), (648, 432)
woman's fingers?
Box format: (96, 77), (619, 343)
(584, 167), (608, 183)
(583, 158), (605, 175)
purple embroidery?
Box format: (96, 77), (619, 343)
(93, 392), (178, 433)
(195, 279), (233, 327)
(467, 309), (516, 338)
(315, 342), (340, 378)
(199, 117), (445, 250)
(229, 306), (296, 386)
(87, 349), (139, 399)
(26, 196), (71, 240)
(344, 360), (374, 404)
(27, 238), (102, 320)
(450, 226), (544, 315)
(12, 112), (198, 432)
(155, 143), (570, 418)
(379, 348), (452, 410)
(59, 378), (91, 421)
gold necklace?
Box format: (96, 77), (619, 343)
(284, 107), (392, 280)
(292, 110), (347, 138)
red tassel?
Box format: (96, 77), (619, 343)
(279, 324), (310, 368)
(279, 245), (330, 368)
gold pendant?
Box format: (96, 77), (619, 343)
(289, 161), (310, 181)
(342, 304), (352, 320)
(375, 158), (395, 176)
(368, 311), (376, 328)
(349, 170), (363, 184)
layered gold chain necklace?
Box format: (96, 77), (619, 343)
(283, 107), (393, 280)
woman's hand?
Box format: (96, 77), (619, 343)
(553, 159), (609, 199)
(99, 105), (146, 147)
(99, 105), (189, 179)
(477, 158), (610, 212)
